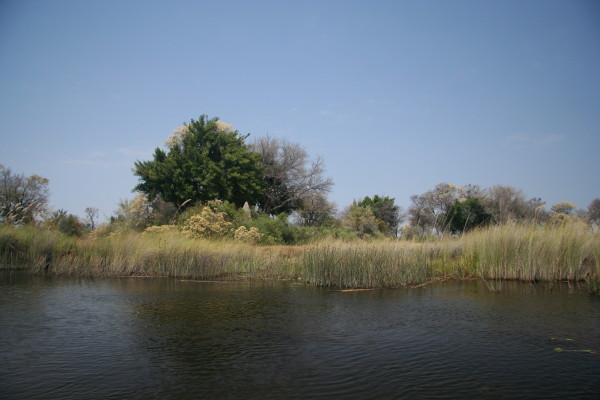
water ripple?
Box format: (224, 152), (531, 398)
(1, 274), (599, 399)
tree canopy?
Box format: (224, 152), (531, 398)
(250, 136), (333, 214)
(133, 115), (265, 209)
(357, 195), (402, 236)
(0, 164), (49, 224)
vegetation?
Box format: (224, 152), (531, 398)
(250, 136), (333, 214)
(2, 114), (600, 293)
(0, 164), (49, 224)
(1, 220), (598, 292)
(133, 116), (266, 209)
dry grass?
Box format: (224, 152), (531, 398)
(1, 221), (599, 291)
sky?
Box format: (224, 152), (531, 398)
(1, 0), (599, 221)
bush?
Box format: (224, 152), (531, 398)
(234, 226), (263, 244)
(182, 207), (232, 239)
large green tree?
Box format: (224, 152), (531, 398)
(445, 197), (491, 234)
(357, 195), (403, 236)
(133, 115), (265, 209)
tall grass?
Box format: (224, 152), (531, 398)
(457, 221), (600, 282)
(0, 226), (303, 280)
(302, 240), (439, 288)
(1, 221), (599, 290)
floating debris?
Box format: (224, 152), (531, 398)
(554, 347), (596, 354)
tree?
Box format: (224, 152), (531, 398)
(113, 193), (153, 230)
(342, 202), (380, 238)
(133, 115), (265, 209)
(524, 197), (549, 223)
(250, 136), (333, 214)
(550, 201), (576, 215)
(0, 164), (49, 224)
(588, 198), (600, 225)
(294, 192), (337, 227)
(445, 197), (491, 234)
(84, 207), (99, 229)
(46, 209), (84, 236)
(484, 185), (529, 223)
(357, 195), (403, 236)
(407, 183), (462, 235)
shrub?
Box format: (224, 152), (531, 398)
(182, 207), (232, 239)
(234, 226), (263, 244)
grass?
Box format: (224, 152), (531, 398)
(1, 221), (599, 291)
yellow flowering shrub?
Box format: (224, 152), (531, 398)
(182, 206), (232, 239)
(234, 226), (263, 244)
(143, 225), (177, 234)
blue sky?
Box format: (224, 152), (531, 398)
(1, 0), (599, 220)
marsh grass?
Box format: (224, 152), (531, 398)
(456, 221), (600, 282)
(302, 240), (438, 288)
(1, 221), (599, 290)
(0, 226), (303, 280)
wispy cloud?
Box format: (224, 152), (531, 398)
(504, 133), (565, 149)
(59, 147), (153, 169)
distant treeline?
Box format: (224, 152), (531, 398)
(1, 115), (599, 244)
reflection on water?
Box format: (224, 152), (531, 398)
(1, 272), (599, 399)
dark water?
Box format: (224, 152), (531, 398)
(1, 272), (599, 399)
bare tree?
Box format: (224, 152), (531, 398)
(484, 185), (529, 223)
(407, 183), (462, 235)
(251, 136), (333, 214)
(524, 197), (549, 223)
(114, 193), (152, 230)
(407, 194), (434, 235)
(294, 192), (337, 227)
(550, 201), (576, 215)
(84, 207), (99, 229)
(0, 165), (49, 224)
(588, 198), (600, 226)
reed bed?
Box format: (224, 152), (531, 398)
(456, 221), (600, 282)
(302, 240), (440, 288)
(1, 221), (599, 291)
(0, 226), (303, 280)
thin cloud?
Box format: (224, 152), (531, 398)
(59, 147), (152, 169)
(505, 133), (565, 149)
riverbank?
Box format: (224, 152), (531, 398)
(1, 222), (599, 291)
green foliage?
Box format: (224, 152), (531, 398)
(45, 210), (84, 237)
(342, 202), (382, 238)
(242, 213), (304, 245)
(133, 115), (265, 209)
(357, 195), (401, 236)
(446, 197), (491, 234)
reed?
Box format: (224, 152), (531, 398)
(1, 221), (598, 290)
(457, 221), (600, 282)
(302, 240), (440, 288)
(0, 226), (303, 280)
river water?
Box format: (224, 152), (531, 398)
(1, 271), (599, 399)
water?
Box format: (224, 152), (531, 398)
(1, 272), (599, 399)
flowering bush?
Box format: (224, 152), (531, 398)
(234, 226), (263, 244)
(182, 206), (232, 239)
(143, 225), (177, 235)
